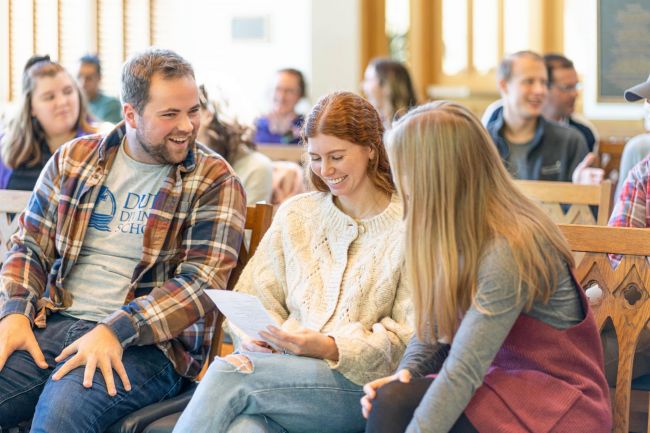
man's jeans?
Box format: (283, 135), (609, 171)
(0, 313), (184, 433)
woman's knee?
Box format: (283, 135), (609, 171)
(227, 415), (287, 433)
(373, 380), (414, 414)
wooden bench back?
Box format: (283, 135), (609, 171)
(514, 179), (614, 225)
(0, 190), (32, 262)
(559, 224), (650, 433)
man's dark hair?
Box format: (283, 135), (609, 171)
(543, 53), (575, 86)
(121, 48), (195, 114)
(79, 53), (102, 76)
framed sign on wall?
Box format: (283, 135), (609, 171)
(597, 0), (650, 102)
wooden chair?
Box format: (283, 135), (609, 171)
(106, 202), (274, 433)
(558, 224), (650, 433)
(514, 179), (614, 225)
(0, 189), (32, 263)
(597, 138), (628, 183)
(256, 143), (305, 163)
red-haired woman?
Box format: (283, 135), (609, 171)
(173, 91), (412, 433)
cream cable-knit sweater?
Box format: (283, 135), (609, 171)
(232, 191), (413, 385)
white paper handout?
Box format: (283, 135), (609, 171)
(205, 289), (279, 341)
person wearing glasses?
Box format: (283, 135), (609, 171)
(253, 68), (306, 145)
(483, 51), (602, 184)
(482, 53), (598, 153)
(541, 53), (598, 152)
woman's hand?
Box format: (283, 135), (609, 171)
(241, 339), (274, 353)
(258, 325), (339, 361)
(360, 369), (412, 419)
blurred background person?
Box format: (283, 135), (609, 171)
(0, 55), (96, 191)
(77, 53), (122, 124)
(199, 85), (273, 204)
(482, 53), (598, 152)
(362, 57), (417, 130)
(615, 77), (650, 198)
(254, 68), (306, 144)
(541, 53), (598, 152)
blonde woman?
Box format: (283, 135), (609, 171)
(361, 101), (611, 433)
(0, 55), (96, 191)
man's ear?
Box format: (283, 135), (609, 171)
(123, 103), (138, 128)
(497, 78), (508, 96)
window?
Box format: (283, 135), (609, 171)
(437, 0), (540, 92)
(385, 0), (409, 62)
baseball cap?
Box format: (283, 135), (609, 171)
(624, 74), (650, 102)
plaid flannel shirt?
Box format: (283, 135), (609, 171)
(608, 154), (650, 266)
(609, 154), (650, 229)
(0, 123), (246, 378)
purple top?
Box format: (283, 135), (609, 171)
(0, 127), (92, 191)
(254, 114), (304, 144)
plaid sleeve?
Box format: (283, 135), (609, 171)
(609, 161), (650, 228)
(101, 174), (247, 347)
(0, 150), (62, 323)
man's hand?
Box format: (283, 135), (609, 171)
(361, 369), (412, 419)
(572, 152), (605, 184)
(0, 313), (48, 372)
(259, 325), (339, 361)
(52, 324), (131, 396)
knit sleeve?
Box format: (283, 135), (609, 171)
(325, 268), (414, 385)
(229, 206), (291, 344)
(397, 336), (450, 378)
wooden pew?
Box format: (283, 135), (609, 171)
(597, 137), (628, 183)
(0, 189), (32, 262)
(256, 143), (305, 163)
(559, 224), (650, 433)
(514, 179), (614, 225)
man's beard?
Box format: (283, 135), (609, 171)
(135, 127), (194, 165)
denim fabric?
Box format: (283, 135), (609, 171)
(0, 314), (184, 433)
(173, 352), (366, 433)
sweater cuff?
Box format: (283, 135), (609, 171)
(324, 333), (356, 378)
(0, 298), (36, 324)
(100, 310), (138, 347)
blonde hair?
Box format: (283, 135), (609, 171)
(387, 101), (574, 343)
(1, 58), (95, 169)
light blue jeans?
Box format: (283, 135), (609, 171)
(173, 352), (366, 433)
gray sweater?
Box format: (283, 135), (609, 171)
(399, 239), (584, 433)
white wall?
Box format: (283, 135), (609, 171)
(153, 0), (360, 123)
(0, 0), (361, 124)
(310, 0), (361, 100)
(0, 0), (8, 107)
